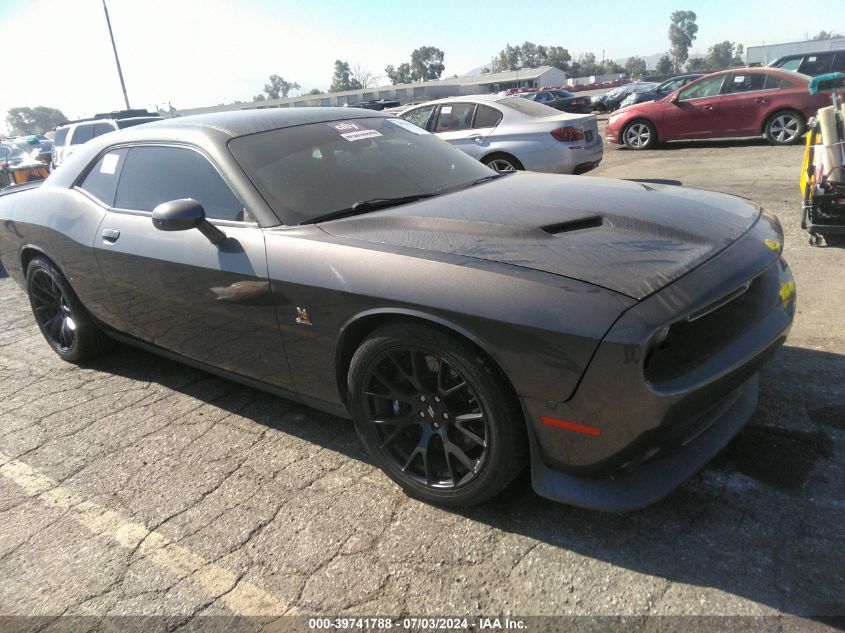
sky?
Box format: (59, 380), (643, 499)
(1, 0), (843, 134)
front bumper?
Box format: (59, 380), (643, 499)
(523, 212), (795, 510)
(530, 374), (759, 512)
(604, 123), (622, 144)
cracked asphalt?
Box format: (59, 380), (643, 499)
(0, 120), (843, 630)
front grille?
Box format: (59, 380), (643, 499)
(644, 268), (775, 386)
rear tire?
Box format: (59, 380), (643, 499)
(26, 256), (110, 362)
(347, 323), (528, 507)
(764, 110), (805, 146)
(483, 153), (524, 173)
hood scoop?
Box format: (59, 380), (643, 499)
(541, 216), (603, 235)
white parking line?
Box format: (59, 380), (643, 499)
(0, 451), (298, 616)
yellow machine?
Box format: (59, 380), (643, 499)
(800, 73), (845, 246)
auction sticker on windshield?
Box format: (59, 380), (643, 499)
(327, 121), (382, 142)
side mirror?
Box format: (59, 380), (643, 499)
(152, 198), (227, 245)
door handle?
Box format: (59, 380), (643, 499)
(466, 133), (483, 140)
(754, 97), (769, 103)
(705, 105), (718, 111)
(101, 229), (120, 243)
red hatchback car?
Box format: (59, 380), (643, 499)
(605, 68), (829, 150)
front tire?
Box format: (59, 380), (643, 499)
(623, 120), (657, 150)
(26, 256), (109, 362)
(764, 110), (805, 145)
(347, 323), (527, 507)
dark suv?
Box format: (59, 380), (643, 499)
(768, 49), (845, 76)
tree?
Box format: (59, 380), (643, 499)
(668, 10), (698, 72)
(409, 46), (445, 81)
(265, 74), (300, 99)
(543, 46), (571, 72)
(686, 57), (709, 71)
(253, 94), (266, 101)
(5, 106), (67, 135)
(625, 56), (647, 77)
(520, 41), (539, 68)
(351, 62), (377, 89)
(706, 41), (732, 69)
(579, 52), (599, 76)
(656, 54), (673, 74)
(304, 88), (322, 95)
(605, 60), (625, 74)
(498, 44), (521, 71)
(812, 30), (844, 40)
(329, 60), (362, 92)
(733, 43), (745, 66)
(385, 63), (413, 84)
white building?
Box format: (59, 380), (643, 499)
(747, 37), (845, 66)
(168, 67), (568, 117)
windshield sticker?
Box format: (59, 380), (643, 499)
(734, 75), (745, 82)
(441, 106), (453, 114)
(327, 121), (383, 141)
(387, 118), (430, 135)
(100, 153), (120, 175)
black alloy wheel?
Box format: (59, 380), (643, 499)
(26, 256), (109, 362)
(348, 323), (527, 506)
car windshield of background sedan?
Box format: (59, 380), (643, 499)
(228, 117), (494, 225)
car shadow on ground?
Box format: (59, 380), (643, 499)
(81, 342), (845, 618)
(613, 138), (776, 152)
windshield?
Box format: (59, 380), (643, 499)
(228, 117), (494, 224)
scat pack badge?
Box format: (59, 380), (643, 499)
(764, 238), (781, 252)
(295, 307), (312, 326)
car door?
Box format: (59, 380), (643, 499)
(433, 103), (500, 159)
(713, 71), (768, 136)
(85, 144), (295, 391)
(661, 74), (728, 139)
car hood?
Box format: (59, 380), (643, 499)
(317, 173), (761, 300)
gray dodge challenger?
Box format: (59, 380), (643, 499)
(0, 109), (795, 511)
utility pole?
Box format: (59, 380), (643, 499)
(102, 0), (131, 110)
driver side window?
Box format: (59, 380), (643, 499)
(678, 75), (726, 101)
(114, 146), (248, 222)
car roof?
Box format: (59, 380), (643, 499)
(770, 49), (842, 62)
(144, 107), (391, 138)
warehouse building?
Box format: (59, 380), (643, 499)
(747, 36), (845, 66)
(169, 67), (568, 117)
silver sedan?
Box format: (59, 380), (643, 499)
(398, 95), (602, 174)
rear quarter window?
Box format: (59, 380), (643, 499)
(473, 105), (503, 128)
(78, 149), (128, 206)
